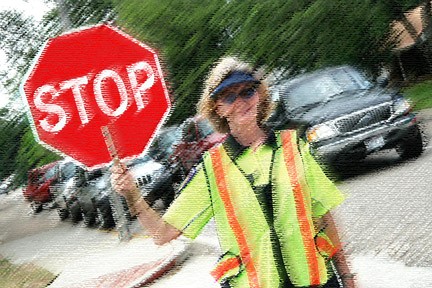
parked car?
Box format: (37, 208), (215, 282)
(75, 168), (116, 228)
(53, 165), (87, 223)
(23, 160), (77, 213)
(125, 117), (226, 210)
(171, 116), (227, 175)
(53, 165), (116, 229)
(0, 174), (15, 195)
(49, 160), (77, 207)
(145, 125), (180, 162)
(130, 134), (179, 209)
(268, 65), (423, 168)
(23, 161), (64, 212)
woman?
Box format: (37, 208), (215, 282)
(111, 56), (356, 287)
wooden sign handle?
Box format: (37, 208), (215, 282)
(101, 126), (119, 159)
(101, 125), (131, 241)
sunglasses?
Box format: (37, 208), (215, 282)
(218, 86), (258, 104)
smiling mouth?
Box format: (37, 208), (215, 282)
(244, 106), (254, 114)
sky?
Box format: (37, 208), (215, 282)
(0, 0), (52, 21)
(0, 0), (53, 108)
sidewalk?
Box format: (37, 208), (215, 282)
(352, 253), (432, 288)
(0, 189), (220, 287)
(49, 237), (189, 287)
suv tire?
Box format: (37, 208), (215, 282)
(97, 206), (115, 229)
(57, 208), (69, 221)
(30, 202), (43, 213)
(396, 125), (423, 160)
(83, 209), (96, 227)
(69, 201), (83, 223)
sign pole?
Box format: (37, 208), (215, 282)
(101, 126), (131, 242)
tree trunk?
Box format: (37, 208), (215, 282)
(421, 0), (432, 38)
(54, 0), (72, 31)
(420, 1), (432, 72)
(400, 14), (419, 43)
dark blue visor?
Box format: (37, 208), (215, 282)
(210, 71), (258, 99)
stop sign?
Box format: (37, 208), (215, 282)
(21, 24), (171, 169)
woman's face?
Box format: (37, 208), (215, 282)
(215, 82), (260, 129)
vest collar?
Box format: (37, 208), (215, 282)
(222, 129), (279, 160)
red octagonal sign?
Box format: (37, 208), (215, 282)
(21, 24), (171, 169)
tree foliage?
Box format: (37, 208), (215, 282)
(113, 0), (230, 124)
(0, 112), (26, 181)
(0, 10), (57, 94)
(112, 0), (428, 123)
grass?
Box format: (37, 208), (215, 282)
(0, 256), (57, 288)
(402, 79), (432, 111)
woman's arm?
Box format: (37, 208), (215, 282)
(317, 212), (356, 288)
(110, 160), (181, 245)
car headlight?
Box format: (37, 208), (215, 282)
(306, 123), (338, 143)
(392, 97), (411, 117)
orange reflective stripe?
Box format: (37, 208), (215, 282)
(210, 147), (261, 288)
(316, 235), (341, 259)
(281, 131), (321, 285)
(210, 256), (241, 282)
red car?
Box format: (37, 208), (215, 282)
(23, 161), (61, 212)
(171, 116), (227, 174)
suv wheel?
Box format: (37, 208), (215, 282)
(57, 208), (69, 220)
(396, 125), (423, 160)
(69, 201), (83, 223)
(97, 206), (115, 229)
(83, 209), (96, 227)
(30, 202), (43, 213)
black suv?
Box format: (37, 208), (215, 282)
(268, 65), (423, 166)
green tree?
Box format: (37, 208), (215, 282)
(113, 0), (230, 124)
(112, 0), (428, 122)
(0, 10), (57, 94)
(49, 0), (115, 30)
(0, 112), (61, 187)
(0, 10), (60, 185)
(13, 124), (61, 186)
(0, 113), (26, 181)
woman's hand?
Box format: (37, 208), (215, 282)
(319, 212), (357, 288)
(110, 158), (181, 245)
(110, 158), (141, 205)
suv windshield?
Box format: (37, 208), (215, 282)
(196, 119), (215, 139)
(282, 67), (371, 109)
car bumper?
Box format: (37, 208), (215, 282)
(311, 113), (418, 163)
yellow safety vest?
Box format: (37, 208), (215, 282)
(163, 129), (344, 287)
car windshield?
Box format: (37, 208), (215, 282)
(282, 67), (371, 110)
(86, 169), (103, 181)
(43, 166), (57, 181)
(62, 162), (76, 179)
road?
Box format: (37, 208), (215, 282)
(1, 109), (432, 287)
(335, 109), (432, 266)
(330, 109), (432, 287)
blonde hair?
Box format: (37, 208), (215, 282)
(198, 56), (272, 133)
